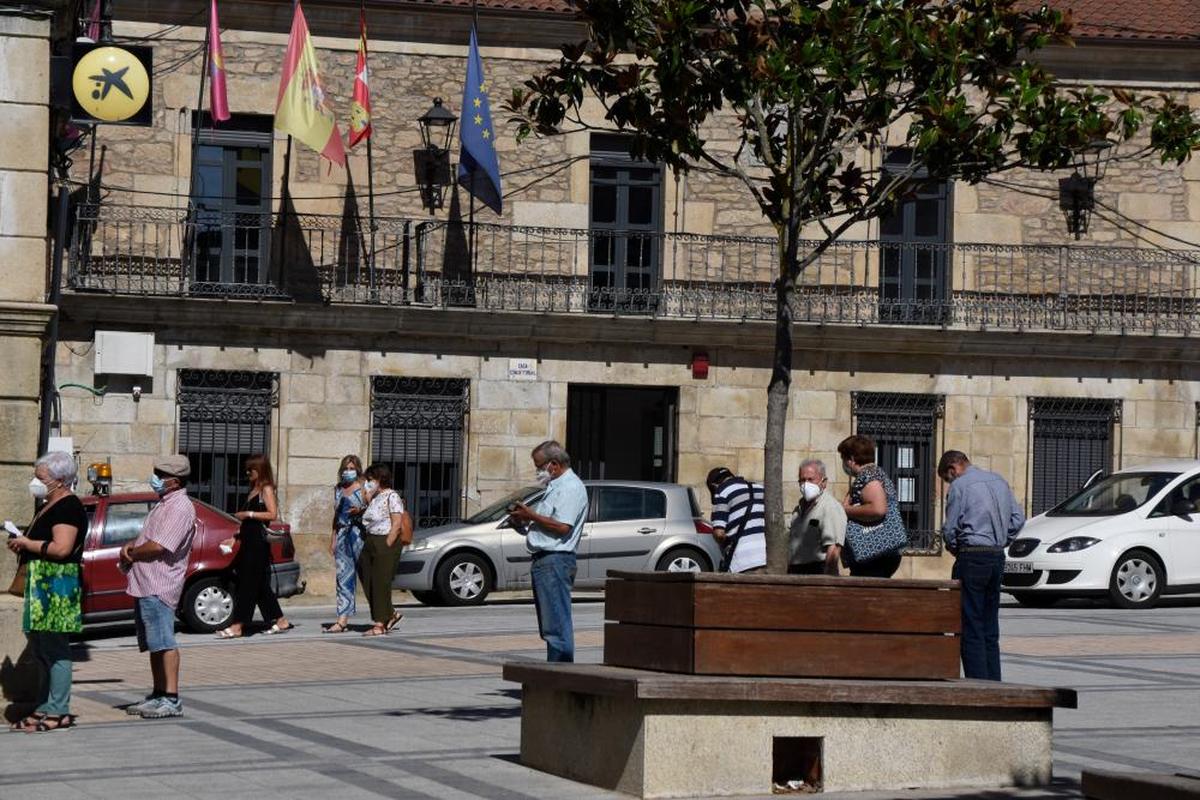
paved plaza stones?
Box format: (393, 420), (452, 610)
(0, 593), (1197, 799)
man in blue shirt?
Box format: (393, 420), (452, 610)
(938, 450), (1025, 681)
(509, 440), (589, 662)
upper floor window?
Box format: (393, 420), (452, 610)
(589, 134), (663, 313)
(189, 113), (274, 292)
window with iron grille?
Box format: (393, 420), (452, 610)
(371, 377), (469, 529)
(1029, 398), (1120, 516)
(852, 392), (944, 553)
(177, 370), (278, 514)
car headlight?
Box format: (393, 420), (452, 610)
(1046, 537), (1101, 553)
(408, 538), (435, 552)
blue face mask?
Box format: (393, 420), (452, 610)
(341, 470), (358, 484)
(149, 474), (168, 495)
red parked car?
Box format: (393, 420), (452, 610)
(80, 492), (305, 633)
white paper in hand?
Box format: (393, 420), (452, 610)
(3, 520), (20, 537)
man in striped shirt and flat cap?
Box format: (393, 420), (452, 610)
(706, 467), (767, 574)
(120, 455), (197, 719)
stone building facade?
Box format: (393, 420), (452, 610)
(17, 1), (1200, 596)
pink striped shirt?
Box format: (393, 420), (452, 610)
(126, 488), (197, 609)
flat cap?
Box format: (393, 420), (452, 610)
(154, 454), (192, 479)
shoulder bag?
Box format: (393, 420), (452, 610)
(843, 499), (909, 566)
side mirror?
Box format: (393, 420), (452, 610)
(1171, 499), (1195, 518)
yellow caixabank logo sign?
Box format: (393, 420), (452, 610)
(71, 43), (153, 126)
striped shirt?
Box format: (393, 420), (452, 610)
(126, 488), (197, 609)
(711, 477), (767, 573)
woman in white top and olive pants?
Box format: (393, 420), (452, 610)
(358, 463), (412, 636)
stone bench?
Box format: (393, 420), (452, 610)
(503, 662), (1077, 798)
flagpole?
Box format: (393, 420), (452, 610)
(468, 0), (480, 282)
(187, 21), (211, 218)
(362, 0), (377, 296)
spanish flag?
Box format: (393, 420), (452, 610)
(274, 3), (346, 167)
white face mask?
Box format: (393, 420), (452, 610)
(29, 477), (49, 499)
(535, 468), (552, 486)
(842, 461), (855, 477)
(364, 480), (379, 493)
(801, 481), (822, 502)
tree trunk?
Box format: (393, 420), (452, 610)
(763, 221), (799, 574)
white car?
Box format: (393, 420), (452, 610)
(1003, 460), (1200, 608)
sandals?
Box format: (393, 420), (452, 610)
(9, 712), (45, 732)
(215, 628), (243, 639)
(384, 612), (404, 633)
(362, 624), (387, 637)
(322, 621), (349, 634)
(264, 622), (295, 635)
(28, 714), (74, 733)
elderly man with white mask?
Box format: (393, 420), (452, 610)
(787, 459), (847, 575)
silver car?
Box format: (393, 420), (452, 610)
(394, 480), (721, 605)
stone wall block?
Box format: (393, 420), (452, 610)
(697, 386), (763, 418)
(791, 390), (838, 421)
(477, 446), (514, 479)
(0, 171), (47, 237)
(287, 373), (327, 404)
(477, 380), (549, 410)
(0, 36), (48, 105)
(470, 410), (511, 435)
(285, 428), (368, 460)
(326, 375), (367, 406)
(286, 456), (341, 487)
(511, 409), (550, 438)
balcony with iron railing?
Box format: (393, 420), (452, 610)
(64, 204), (1200, 336)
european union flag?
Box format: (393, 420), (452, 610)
(457, 26), (502, 214)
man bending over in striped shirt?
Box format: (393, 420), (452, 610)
(120, 455), (197, 719)
(706, 467), (767, 574)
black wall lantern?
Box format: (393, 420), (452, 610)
(1058, 138), (1112, 240)
(413, 97), (458, 213)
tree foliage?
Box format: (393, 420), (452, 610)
(507, 0), (1200, 572)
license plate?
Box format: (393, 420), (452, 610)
(1004, 560), (1034, 574)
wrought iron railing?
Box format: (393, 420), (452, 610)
(66, 204), (1200, 335)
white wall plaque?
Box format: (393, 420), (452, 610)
(508, 358), (537, 381)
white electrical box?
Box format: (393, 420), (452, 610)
(94, 330), (155, 377)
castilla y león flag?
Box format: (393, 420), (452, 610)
(347, 9), (371, 148)
(274, 2), (346, 166)
(208, 0), (230, 122)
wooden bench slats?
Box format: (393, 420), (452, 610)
(605, 580), (962, 633)
(503, 662), (1078, 709)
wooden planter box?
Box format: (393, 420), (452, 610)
(603, 571), (962, 679)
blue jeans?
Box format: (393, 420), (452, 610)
(29, 632), (72, 716)
(134, 596), (178, 654)
(531, 551), (577, 663)
(952, 550), (1006, 681)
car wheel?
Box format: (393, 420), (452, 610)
(410, 590), (443, 606)
(1010, 592), (1061, 608)
(434, 552), (493, 606)
(180, 576), (235, 633)
(1108, 549), (1164, 609)
(655, 546), (711, 573)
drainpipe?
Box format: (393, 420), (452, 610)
(38, 180), (70, 456)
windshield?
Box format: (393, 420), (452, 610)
(1047, 472), (1178, 517)
(465, 487), (542, 524)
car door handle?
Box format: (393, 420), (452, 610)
(637, 527), (657, 534)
